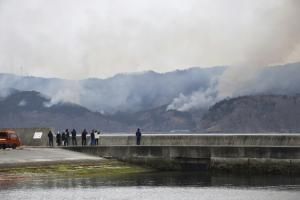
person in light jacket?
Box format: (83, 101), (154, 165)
(95, 130), (100, 145)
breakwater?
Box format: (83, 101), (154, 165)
(66, 134), (300, 174)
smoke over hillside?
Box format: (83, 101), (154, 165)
(168, 0), (300, 111)
(0, 1), (299, 113)
(0, 67), (224, 113)
(1, 63), (300, 114)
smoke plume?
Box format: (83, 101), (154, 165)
(168, 0), (300, 111)
(0, 0), (300, 111)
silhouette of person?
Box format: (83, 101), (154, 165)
(82, 129), (87, 146)
(90, 130), (95, 146)
(48, 130), (54, 147)
(65, 129), (70, 146)
(136, 128), (142, 145)
(62, 131), (66, 146)
(71, 129), (77, 146)
(56, 131), (61, 146)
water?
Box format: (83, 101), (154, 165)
(1, 172), (300, 200)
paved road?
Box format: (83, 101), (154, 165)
(0, 147), (102, 167)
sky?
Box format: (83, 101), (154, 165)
(0, 0), (299, 79)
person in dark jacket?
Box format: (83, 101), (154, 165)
(56, 131), (61, 146)
(82, 129), (87, 146)
(65, 129), (70, 146)
(135, 128), (142, 145)
(48, 130), (54, 147)
(62, 132), (66, 146)
(90, 130), (95, 146)
(71, 129), (77, 146)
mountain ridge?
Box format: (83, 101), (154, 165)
(0, 90), (130, 131)
(0, 66), (226, 113)
(1, 90), (300, 133)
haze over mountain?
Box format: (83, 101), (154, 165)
(2, 90), (300, 133)
(0, 66), (225, 113)
(1, 62), (300, 114)
(167, 62), (300, 111)
(0, 90), (128, 131)
(0, 1), (299, 132)
(0, 62), (299, 132)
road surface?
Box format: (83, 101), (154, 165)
(0, 147), (102, 167)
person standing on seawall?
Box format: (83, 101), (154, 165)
(65, 129), (70, 146)
(71, 129), (77, 146)
(62, 131), (66, 146)
(56, 131), (61, 146)
(82, 129), (87, 146)
(90, 130), (95, 146)
(95, 130), (100, 145)
(136, 128), (142, 145)
(48, 130), (54, 147)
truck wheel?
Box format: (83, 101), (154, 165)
(3, 145), (6, 149)
(12, 144), (17, 149)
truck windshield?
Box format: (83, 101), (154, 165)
(0, 132), (8, 138)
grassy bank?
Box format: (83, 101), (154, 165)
(0, 159), (153, 179)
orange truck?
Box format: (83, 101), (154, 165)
(0, 130), (21, 149)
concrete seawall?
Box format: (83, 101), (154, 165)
(97, 133), (300, 146)
(67, 134), (300, 174)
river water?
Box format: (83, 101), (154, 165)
(1, 172), (300, 200)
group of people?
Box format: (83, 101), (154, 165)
(47, 128), (142, 147)
(47, 129), (101, 147)
(80, 129), (100, 146)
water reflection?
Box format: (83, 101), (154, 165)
(1, 172), (300, 191)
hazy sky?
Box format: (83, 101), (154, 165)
(0, 0), (299, 79)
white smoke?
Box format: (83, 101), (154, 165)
(18, 100), (27, 106)
(168, 0), (300, 111)
(0, 74), (19, 98)
(0, 0), (300, 112)
(166, 91), (215, 112)
(43, 81), (82, 107)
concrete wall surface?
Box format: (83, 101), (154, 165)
(66, 145), (300, 174)
(98, 133), (300, 146)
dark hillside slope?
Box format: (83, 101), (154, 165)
(201, 95), (300, 132)
(0, 91), (128, 131)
